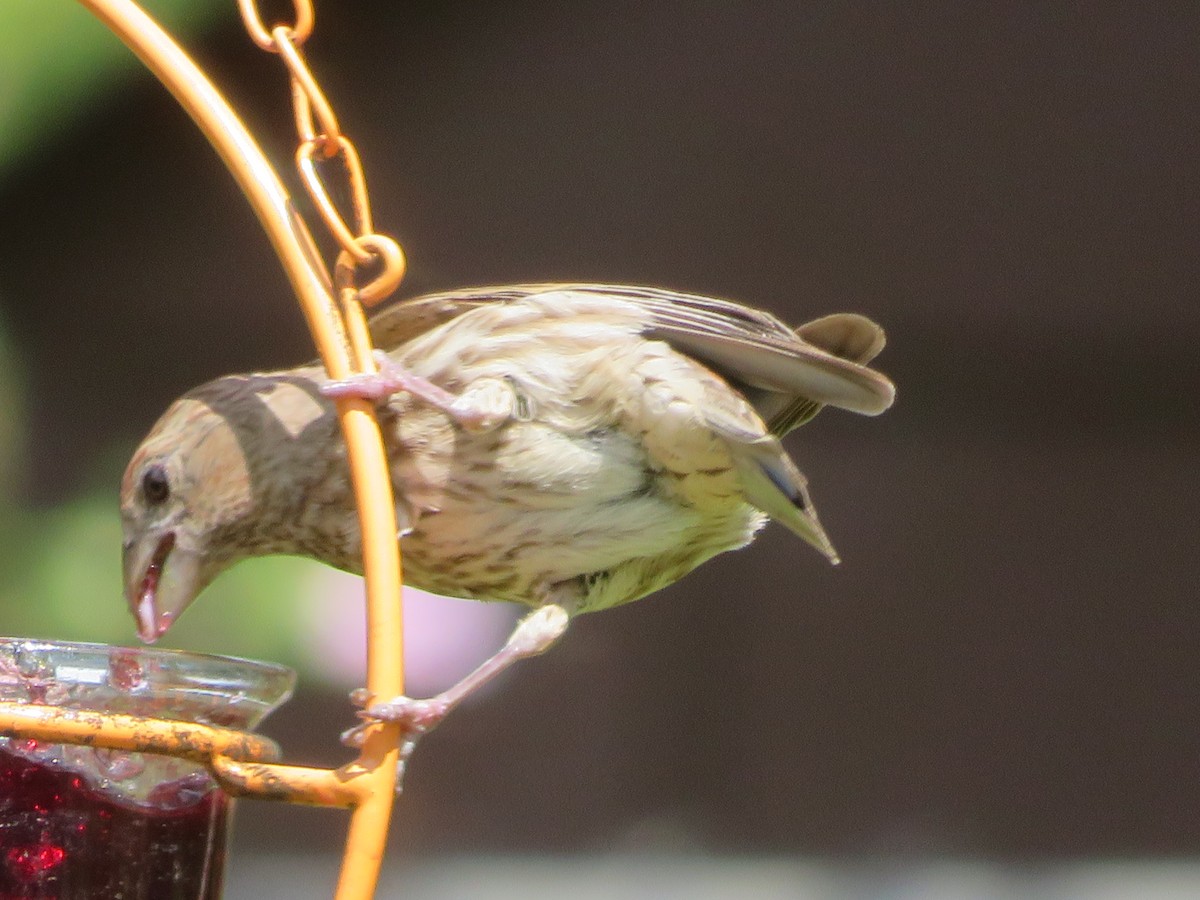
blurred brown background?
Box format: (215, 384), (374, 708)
(1, 0), (1197, 866)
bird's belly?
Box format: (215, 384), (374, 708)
(396, 424), (760, 605)
(400, 497), (761, 607)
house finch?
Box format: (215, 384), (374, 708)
(121, 284), (893, 737)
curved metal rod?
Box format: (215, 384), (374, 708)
(0, 702), (281, 763)
(70, 3), (406, 897)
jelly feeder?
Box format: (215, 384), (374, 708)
(0, 1), (411, 896)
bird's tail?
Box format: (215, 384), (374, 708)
(731, 438), (840, 565)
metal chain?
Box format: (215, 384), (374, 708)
(236, 0), (405, 310)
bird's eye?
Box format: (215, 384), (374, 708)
(141, 465), (171, 505)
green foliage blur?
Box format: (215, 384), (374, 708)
(0, 1), (229, 179)
(0, 2), (352, 679)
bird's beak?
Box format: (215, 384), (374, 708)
(122, 530), (203, 643)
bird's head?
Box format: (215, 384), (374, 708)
(120, 394), (255, 643)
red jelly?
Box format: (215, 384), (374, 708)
(0, 746), (227, 899)
(0, 639), (294, 900)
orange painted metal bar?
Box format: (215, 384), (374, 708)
(0, 702), (281, 764)
(211, 756), (359, 807)
(51, 2), (411, 898)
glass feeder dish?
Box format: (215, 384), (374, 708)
(0, 637), (294, 899)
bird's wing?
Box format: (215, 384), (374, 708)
(366, 291), (498, 349)
(747, 312), (890, 433)
(367, 284), (895, 433)
(596, 286), (894, 427)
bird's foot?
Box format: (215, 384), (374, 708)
(340, 604), (570, 749)
(321, 350), (515, 432)
(340, 690), (450, 749)
(321, 350), (454, 405)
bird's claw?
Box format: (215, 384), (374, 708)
(321, 373), (401, 403)
(321, 351), (408, 403)
(341, 689), (451, 750)
(339, 720), (419, 794)
(320, 351), (511, 432)
(361, 696), (451, 733)
(340, 723), (370, 749)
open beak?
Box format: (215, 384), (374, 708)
(122, 530), (203, 643)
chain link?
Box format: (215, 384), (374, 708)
(298, 136), (371, 258)
(237, 0), (313, 51)
(238, 0), (405, 312)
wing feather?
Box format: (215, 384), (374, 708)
(367, 284), (895, 433)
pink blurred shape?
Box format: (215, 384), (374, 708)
(296, 568), (520, 697)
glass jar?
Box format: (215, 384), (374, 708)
(0, 637), (294, 899)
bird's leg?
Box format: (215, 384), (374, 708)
(341, 603), (570, 749)
(321, 350), (515, 431)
